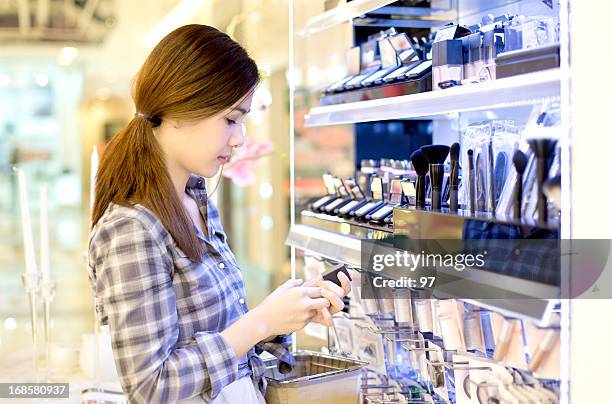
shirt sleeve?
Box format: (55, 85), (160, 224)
(255, 334), (295, 366)
(89, 216), (239, 403)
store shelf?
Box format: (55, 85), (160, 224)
(304, 68), (561, 126)
(300, 0), (454, 36)
(286, 223), (364, 268)
(287, 212), (560, 324)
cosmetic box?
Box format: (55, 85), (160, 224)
(495, 43), (560, 79)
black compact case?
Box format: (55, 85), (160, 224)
(367, 177), (404, 223)
(337, 177), (369, 217)
(352, 176), (386, 220)
(322, 178), (354, 214)
(309, 173), (339, 212)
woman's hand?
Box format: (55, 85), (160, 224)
(251, 279), (331, 338)
(305, 271), (352, 326)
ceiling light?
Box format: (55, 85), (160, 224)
(58, 47), (79, 66)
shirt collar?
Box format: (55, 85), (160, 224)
(186, 174), (207, 190)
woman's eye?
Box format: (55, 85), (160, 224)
(225, 118), (237, 126)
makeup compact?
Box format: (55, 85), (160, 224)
(324, 46), (362, 94)
(309, 173), (339, 212)
(363, 33), (422, 86)
(400, 179), (417, 207)
(359, 36), (403, 87)
(382, 59), (433, 83)
(352, 176), (386, 220)
(342, 39), (382, 91)
(337, 177), (369, 217)
(322, 177), (353, 214)
(367, 177), (403, 223)
(357, 159), (380, 197)
(380, 34), (429, 84)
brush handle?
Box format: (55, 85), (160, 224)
(429, 164), (444, 211)
(416, 175), (426, 208)
(488, 142), (496, 215)
(432, 189), (442, 210)
(450, 189), (458, 212)
(468, 154), (475, 214)
(449, 161), (459, 212)
(514, 174), (523, 221)
(536, 157), (548, 224)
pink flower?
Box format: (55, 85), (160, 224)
(222, 139), (274, 187)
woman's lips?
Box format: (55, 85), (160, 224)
(217, 155), (230, 164)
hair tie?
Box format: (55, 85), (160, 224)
(134, 112), (162, 127)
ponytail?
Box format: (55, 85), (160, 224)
(92, 116), (203, 261)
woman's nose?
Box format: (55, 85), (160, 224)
(229, 122), (246, 148)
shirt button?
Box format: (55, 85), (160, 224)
(239, 298), (245, 305)
(218, 262), (225, 269)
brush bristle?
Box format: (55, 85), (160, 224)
(512, 150), (528, 174)
(421, 145), (450, 164)
(410, 150), (429, 176)
(450, 142), (460, 161)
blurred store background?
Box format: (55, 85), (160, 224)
(0, 0), (354, 377)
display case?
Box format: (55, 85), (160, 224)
(287, 0), (576, 402)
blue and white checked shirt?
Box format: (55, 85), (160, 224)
(88, 174), (293, 403)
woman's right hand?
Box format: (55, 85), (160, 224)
(252, 279), (331, 338)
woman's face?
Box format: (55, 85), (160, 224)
(157, 93), (253, 179)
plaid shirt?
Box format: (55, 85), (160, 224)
(88, 174), (293, 403)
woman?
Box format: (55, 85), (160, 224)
(88, 24), (351, 403)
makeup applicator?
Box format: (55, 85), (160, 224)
(487, 139), (496, 215)
(421, 145), (450, 211)
(410, 149), (429, 208)
(527, 138), (557, 224)
(543, 175), (561, 211)
(512, 150), (528, 221)
(449, 142), (460, 212)
(467, 149), (475, 214)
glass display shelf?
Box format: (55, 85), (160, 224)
(287, 211), (559, 324)
(305, 68), (561, 126)
(300, 0), (455, 36)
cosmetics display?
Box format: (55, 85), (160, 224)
(288, 1), (577, 402)
(317, 10), (560, 108)
(323, 291), (562, 403)
(320, 29), (432, 106)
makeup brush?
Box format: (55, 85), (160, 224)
(467, 149), (475, 214)
(487, 139), (496, 216)
(421, 145), (450, 211)
(543, 175), (561, 211)
(410, 149), (429, 208)
(449, 142), (460, 212)
(527, 138), (558, 225)
(512, 150), (528, 221)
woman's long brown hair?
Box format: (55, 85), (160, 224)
(92, 25), (259, 261)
